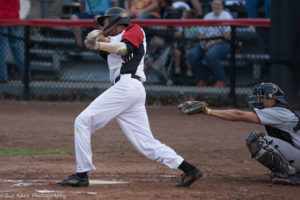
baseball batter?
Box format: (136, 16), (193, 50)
(178, 82), (300, 185)
(57, 7), (202, 187)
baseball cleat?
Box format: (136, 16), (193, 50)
(269, 171), (278, 180)
(271, 174), (300, 185)
(57, 174), (89, 187)
(175, 166), (203, 187)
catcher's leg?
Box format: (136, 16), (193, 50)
(246, 132), (298, 178)
(264, 136), (300, 185)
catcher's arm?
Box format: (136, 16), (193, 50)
(178, 100), (260, 123)
(203, 107), (261, 123)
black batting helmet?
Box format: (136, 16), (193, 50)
(248, 82), (287, 109)
(97, 7), (130, 27)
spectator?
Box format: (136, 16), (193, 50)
(26, 0), (63, 38)
(144, 36), (165, 75)
(245, 0), (269, 18)
(173, 9), (199, 79)
(71, 0), (119, 50)
(158, 0), (172, 17)
(187, 0), (232, 87)
(192, 0), (213, 16)
(124, 0), (161, 19)
(224, 0), (245, 6)
(172, 0), (191, 10)
(245, 0), (270, 52)
(27, 0), (63, 19)
(163, 0), (191, 19)
(0, 0), (24, 82)
(223, 0), (246, 18)
(190, 0), (204, 17)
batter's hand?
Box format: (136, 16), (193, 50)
(96, 34), (110, 42)
(84, 30), (100, 50)
(178, 101), (208, 115)
(86, 30), (100, 42)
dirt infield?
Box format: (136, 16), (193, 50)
(0, 100), (299, 200)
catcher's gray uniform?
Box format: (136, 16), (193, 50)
(254, 107), (300, 171)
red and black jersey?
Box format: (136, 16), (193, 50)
(105, 24), (147, 83)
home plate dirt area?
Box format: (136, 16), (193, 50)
(0, 101), (299, 200)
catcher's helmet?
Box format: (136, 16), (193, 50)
(248, 82), (287, 109)
(97, 7), (130, 27)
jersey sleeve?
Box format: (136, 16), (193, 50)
(254, 107), (293, 125)
(122, 24), (144, 49)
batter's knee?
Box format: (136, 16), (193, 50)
(75, 114), (84, 126)
(74, 112), (91, 132)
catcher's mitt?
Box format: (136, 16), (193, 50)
(178, 101), (208, 115)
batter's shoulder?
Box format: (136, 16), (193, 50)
(125, 24), (143, 32)
(123, 24), (144, 48)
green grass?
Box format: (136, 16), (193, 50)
(0, 149), (73, 157)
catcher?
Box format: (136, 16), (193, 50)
(178, 82), (300, 185)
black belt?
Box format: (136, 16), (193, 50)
(114, 74), (141, 83)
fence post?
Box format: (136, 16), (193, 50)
(23, 25), (30, 101)
(229, 25), (236, 107)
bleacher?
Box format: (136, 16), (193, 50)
(6, 1), (270, 87)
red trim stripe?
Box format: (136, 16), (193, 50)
(0, 19), (270, 28)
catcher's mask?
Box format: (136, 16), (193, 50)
(248, 82), (287, 110)
(97, 7), (130, 27)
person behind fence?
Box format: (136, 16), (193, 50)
(173, 9), (200, 79)
(71, 0), (119, 51)
(57, 7), (203, 188)
(170, 0), (204, 17)
(189, 0), (204, 18)
(0, 0), (24, 83)
(245, 0), (270, 52)
(187, 0), (232, 87)
(27, 0), (63, 19)
(178, 82), (300, 185)
(26, 0), (64, 38)
(144, 36), (165, 74)
(162, 0), (191, 19)
(124, 0), (161, 19)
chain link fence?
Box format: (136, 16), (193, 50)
(0, 19), (270, 106)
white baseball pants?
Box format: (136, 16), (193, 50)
(74, 74), (184, 173)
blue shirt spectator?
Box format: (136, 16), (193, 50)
(78, 0), (119, 15)
(187, 0), (232, 87)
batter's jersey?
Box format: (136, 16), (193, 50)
(254, 107), (300, 149)
(106, 24), (147, 83)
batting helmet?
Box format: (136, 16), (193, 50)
(248, 82), (287, 109)
(97, 7), (130, 27)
